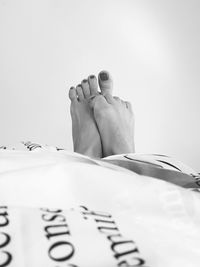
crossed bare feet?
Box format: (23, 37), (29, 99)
(68, 70), (135, 158)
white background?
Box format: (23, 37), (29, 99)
(0, 0), (199, 171)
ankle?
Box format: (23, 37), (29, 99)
(74, 141), (102, 158)
(103, 142), (135, 157)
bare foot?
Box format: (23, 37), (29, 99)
(89, 71), (135, 157)
(69, 75), (102, 158)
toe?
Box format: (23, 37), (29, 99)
(69, 87), (77, 102)
(122, 100), (128, 107)
(88, 75), (98, 95)
(125, 101), (129, 108)
(76, 84), (84, 101)
(113, 96), (120, 101)
(113, 96), (126, 107)
(98, 70), (113, 96)
(125, 101), (133, 112)
(81, 79), (91, 99)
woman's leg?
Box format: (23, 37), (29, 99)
(89, 71), (135, 157)
(68, 75), (103, 158)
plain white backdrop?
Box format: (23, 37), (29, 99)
(0, 0), (199, 170)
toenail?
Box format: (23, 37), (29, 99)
(70, 87), (74, 90)
(90, 75), (95, 79)
(77, 84), (82, 88)
(100, 72), (109, 81)
(83, 79), (87, 83)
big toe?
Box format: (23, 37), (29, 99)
(98, 70), (113, 96)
